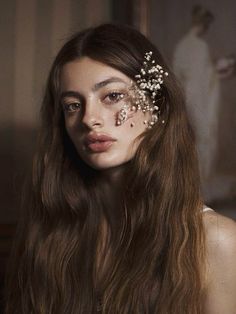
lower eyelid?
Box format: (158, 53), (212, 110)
(64, 103), (81, 112)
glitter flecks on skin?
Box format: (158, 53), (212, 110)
(116, 104), (129, 126)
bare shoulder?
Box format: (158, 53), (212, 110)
(202, 210), (236, 313)
(203, 210), (236, 251)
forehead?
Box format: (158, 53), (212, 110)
(60, 56), (131, 91)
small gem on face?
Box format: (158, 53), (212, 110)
(116, 105), (129, 126)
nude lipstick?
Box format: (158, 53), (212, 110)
(84, 133), (117, 153)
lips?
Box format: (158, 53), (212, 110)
(84, 133), (117, 152)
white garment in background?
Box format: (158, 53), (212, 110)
(173, 31), (220, 183)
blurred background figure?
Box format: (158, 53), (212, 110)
(173, 5), (235, 203)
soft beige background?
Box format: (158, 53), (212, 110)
(1, 0), (235, 223)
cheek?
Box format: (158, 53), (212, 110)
(116, 111), (149, 154)
(122, 109), (150, 134)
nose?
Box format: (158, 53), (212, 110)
(81, 98), (104, 128)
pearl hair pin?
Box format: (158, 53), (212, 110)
(133, 51), (168, 128)
(115, 51), (168, 128)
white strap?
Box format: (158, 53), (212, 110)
(202, 206), (214, 212)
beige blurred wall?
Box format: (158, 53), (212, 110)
(0, 0), (112, 223)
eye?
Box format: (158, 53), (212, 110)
(63, 102), (81, 113)
(104, 92), (125, 104)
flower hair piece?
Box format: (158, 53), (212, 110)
(133, 51), (168, 128)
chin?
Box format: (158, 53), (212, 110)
(81, 155), (132, 171)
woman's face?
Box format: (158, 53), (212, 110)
(60, 57), (150, 170)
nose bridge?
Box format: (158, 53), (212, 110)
(82, 95), (102, 126)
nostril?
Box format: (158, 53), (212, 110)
(82, 117), (103, 128)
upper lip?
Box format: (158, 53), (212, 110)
(84, 132), (117, 144)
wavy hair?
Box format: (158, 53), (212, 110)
(5, 23), (205, 313)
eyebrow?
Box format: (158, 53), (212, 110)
(60, 77), (127, 100)
(92, 77), (127, 91)
(60, 90), (82, 100)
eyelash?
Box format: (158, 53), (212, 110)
(103, 92), (125, 104)
(63, 92), (126, 113)
(63, 102), (81, 113)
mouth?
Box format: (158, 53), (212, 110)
(84, 133), (117, 153)
(86, 140), (115, 152)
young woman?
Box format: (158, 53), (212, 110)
(5, 23), (236, 314)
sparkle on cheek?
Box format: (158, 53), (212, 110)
(116, 104), (129, 126)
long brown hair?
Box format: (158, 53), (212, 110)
(5, 23), (205, 313)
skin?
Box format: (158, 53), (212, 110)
(203, 211), (236, 313)
(60, 56), (151, 175)
(60, 56), (236, 311)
